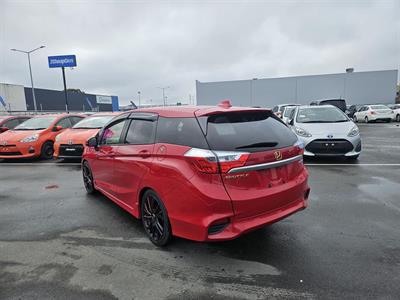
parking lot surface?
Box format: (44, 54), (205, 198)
(1, 123), (399, 299)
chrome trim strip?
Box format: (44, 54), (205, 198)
(228, 154), (303, 174)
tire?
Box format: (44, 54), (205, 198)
(364, 116), (369, 123)
(353, 115), (358, 123)
(82, 161), (96, 194)
(141, 190), (172, 246)
(386, 119), (392, 123)
(347, 155), (359, 160)
(396, 114), (400, 122)
(40, 141), (54, 160)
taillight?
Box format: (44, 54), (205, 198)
(184, 148), (249, 174)
(370, 111), (376, 115)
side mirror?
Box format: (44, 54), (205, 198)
(0, 127), (9, 133)
(53, 125), (63, 132)
(289, 119), (294, 126)
(86, 136), (98, 148)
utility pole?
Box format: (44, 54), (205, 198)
(11, 45), (46, 112)
(138, 91), (141, 108)
(157, 86), (170, 106)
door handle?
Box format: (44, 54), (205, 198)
(139, 150), (151, 158)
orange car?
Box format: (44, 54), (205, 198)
(54, 112), (119, 159)
(0, 114), (85, 159)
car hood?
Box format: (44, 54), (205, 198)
(57, 128), (99, 144)
(0, 130), (44, 142)
(296, 121), (355, 135)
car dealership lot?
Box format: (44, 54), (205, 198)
(1, 123), (399, 299)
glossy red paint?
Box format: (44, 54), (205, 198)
(83, 106), (309, 242)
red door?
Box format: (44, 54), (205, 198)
(112, 118), (157, 213)
(90, 119), (127, 196)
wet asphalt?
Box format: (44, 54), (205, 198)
(0, 123), (399, 299)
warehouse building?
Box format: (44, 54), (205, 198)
(196, 69), (398, 107)
(0, 83), (119, 112)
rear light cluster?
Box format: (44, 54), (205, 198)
(184, 148), (249, 174)
(370, 111), (376, 115)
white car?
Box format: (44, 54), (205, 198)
(282, 106), (297, 124)
(272, 103), (300, 119)
(388, 104), (400, 122)
(353, 105), (394, 123)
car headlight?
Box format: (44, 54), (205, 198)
(294, 127), (312, 137)
(20, 134), (39, 143)
(347, 126), (359, 137)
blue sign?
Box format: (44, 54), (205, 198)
(48, 55), (77, 68)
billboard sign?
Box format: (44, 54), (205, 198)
(96, 95), (112, 104)
(48, 55), (77, 68)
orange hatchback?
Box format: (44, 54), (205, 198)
(54, 113), (119, 159)
(0, 114), (85, 159)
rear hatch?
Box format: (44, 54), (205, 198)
(196, 110), (306, 219)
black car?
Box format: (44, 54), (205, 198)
(310, 99), (347, 112)
(346, 104), (363, 118)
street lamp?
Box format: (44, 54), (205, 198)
(11, 45), (45, 112)
(157, 86), (170, 106)
(138, 91), (141, 108)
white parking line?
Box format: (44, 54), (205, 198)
(1, 163), (399, 167)
(306, 163), (400, 166)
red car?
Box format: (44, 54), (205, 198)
(82, 102), (310, 246)
(0, 115), (31, 133)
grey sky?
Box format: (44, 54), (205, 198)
(1, 0), (399, 105)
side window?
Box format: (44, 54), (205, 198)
(70, 116), (84, 125)
(56, 118), (72, 129)
(4, 119), (20, 129)
(100, 120), (126, 145)
(125, 119), (156, 145)
(289, 109), (295, 120)
(156, 117), (208, 149)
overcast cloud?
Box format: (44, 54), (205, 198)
(1, 0), (399, 105)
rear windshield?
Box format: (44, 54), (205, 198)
(203, 111), (297, 152)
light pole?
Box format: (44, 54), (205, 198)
(11, 45), (45, 112)
(138, 91), (141, 108)
(157, 86), (170, 106)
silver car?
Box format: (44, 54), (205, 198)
(287, 105), (361, 159)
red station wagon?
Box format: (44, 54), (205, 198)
(82, 102), (310, 246)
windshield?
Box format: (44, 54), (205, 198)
(73, 115), (114, 129)
(371, 105), (390, 110)
(283, 107), (296, 117)
(14, 116), (57, 130)
(296, 106), (349, 123)
(204, 111), (297, 152)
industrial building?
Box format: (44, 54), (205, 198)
(196, 69), (398, 107)
(0, 83), (119, 112)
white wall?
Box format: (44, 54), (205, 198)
(0, 83), (27, 111)
(196, 70), (398, 107)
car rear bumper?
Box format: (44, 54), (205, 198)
(206, 194), (309, 241)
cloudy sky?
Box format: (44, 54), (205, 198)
(1, 0), (399, 105)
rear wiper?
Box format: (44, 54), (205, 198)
(236, 142), (278, 149)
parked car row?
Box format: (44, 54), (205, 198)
(0, 113), (119, 160)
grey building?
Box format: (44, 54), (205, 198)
(196, 69), (398, 107)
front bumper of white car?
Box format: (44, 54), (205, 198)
(298, 134), (361, 157)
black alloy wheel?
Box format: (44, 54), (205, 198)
(141, 190), (172, 246)
(82, 161), (96, 194)
(40, 141), (54, 159)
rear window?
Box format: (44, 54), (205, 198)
(156, 117), (208, 149)
(371, 105), (389, 110)
(203, 111), (297, 152)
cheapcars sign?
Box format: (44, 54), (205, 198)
(48, 55), (77, 68)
